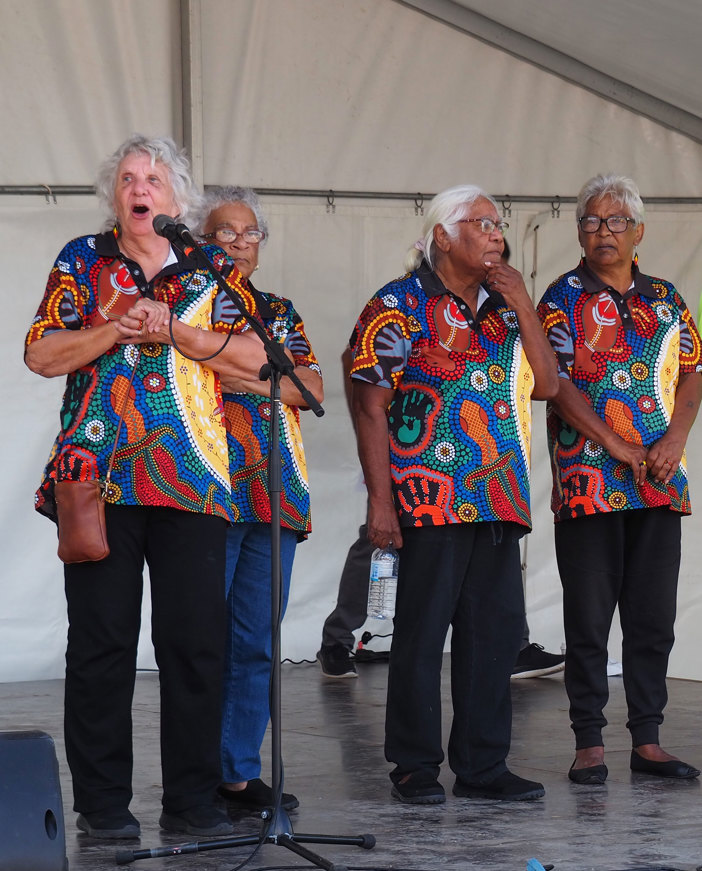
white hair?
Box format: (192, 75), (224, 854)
(95, 134), (201, 230)
(195, 185), (269, 245)
(404, 184), (496, 271)
(576, 173), (645, 225)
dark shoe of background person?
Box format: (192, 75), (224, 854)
(316, 643), (358, 678)
(353, 646), (390, 663)
(218, 778), (299, 811)
(568, 760), (608, 784)
(159, 804), (235, 836)
(391, 772), (446, 804)
(630, 750), (701, 779)
(453, 770), (545, 801)
(76, 808), (140, 839)
(512, 643), (565, 679)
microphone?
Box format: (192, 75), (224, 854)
(152, 214), (198, 252)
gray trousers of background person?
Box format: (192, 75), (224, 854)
(322, 523), (375, 650)
(322, 521), (530, 652)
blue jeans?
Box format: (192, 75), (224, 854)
(221, 523), (297, 783)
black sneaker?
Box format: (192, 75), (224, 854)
(512, 643), (565, 679)
(76, 808), (140, 839)
(317, 644), (358, 678)
(391, 773), (446, 805)
(159, 804), (235, 836)
(217, 778), (299, 811)
(453, 770), (545, 801)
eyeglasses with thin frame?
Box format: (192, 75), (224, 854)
(202, 227), (264, 245)
(578, 215), (635, 234)
(456, 217), (509, 235)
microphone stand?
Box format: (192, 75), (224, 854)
(116, 225), (375, 870)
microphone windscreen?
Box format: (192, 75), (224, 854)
(153, 214), (176, 238)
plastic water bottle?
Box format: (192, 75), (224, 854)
(367, 543), (399, 620)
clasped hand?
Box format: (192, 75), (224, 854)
(620, 437), (682, 486)
(114, 299), (171, 344)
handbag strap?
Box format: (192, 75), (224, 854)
(105, 347), (143, 487)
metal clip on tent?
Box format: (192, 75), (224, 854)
(551, 197), (561, 219)
(41, 184), (57, 205)
(326, 189), (336, 214)
(501, 197), (512, 218)
(414, 193), (424, 216)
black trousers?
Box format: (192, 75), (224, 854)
(555, 508), (681, 749)
(385, 522), (524, 784)
(321, 515), (531, 653)
(63, 504), (227, 815)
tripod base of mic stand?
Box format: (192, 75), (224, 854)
(115, 805), (376, 870)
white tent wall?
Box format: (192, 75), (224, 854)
(2, 0), (702, 682)
(0, 0), (181, 184)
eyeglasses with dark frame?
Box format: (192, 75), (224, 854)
(578, 215), (635, 234)
(202, 227), (264, 245)
(456, 217), (509, 235)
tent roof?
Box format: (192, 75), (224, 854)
(399, 0), (702, 143)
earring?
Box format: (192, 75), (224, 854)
(633, 246), (639, 265)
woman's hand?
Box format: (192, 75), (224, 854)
(367, 498), (403, 550)
(611, 439), (649, 487)
(115, 299), (171, 344)
(645, 435), (685, 484)
(484, 261), (531, 310)
(645, 371), (702, 483)
(486, 260), (559, 400)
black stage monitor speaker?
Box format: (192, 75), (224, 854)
(0, 731), (68, 871)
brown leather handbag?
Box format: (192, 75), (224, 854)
(55, 478), (110, 563)
(55, 349), (142, 564)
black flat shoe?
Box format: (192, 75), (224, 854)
(217, 778), (299, 811)
(630, 750), (700, 779)
(568, 760), (608, 785)
(453, 770), (544, 801)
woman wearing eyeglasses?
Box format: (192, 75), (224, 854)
(196, 187), (323, 813)
(537, 174), (702, 784)
(351, 185), (558, 804)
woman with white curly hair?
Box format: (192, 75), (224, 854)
(25, 135), (267, 840)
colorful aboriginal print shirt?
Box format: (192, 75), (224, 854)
(538, 260), (702, 521)
(350, 262), (536, 529)
(26, 231), (252, 523)
(222, 284), (321, 536)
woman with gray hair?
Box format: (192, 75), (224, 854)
(349, 183), (557, 804)
(197, 186), (323, 813)
(25, 135), (268, 839)
(537, 173), (702, 784)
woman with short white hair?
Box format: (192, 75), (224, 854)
(25, 135), (266, 839)
(197, 185), (323, 814)
(538, 173), (702, 784)
(351, 183), (557, 804)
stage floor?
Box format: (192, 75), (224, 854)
(1, 659), (701, 871)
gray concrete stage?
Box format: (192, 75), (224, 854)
(1, 660), (701, 871)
